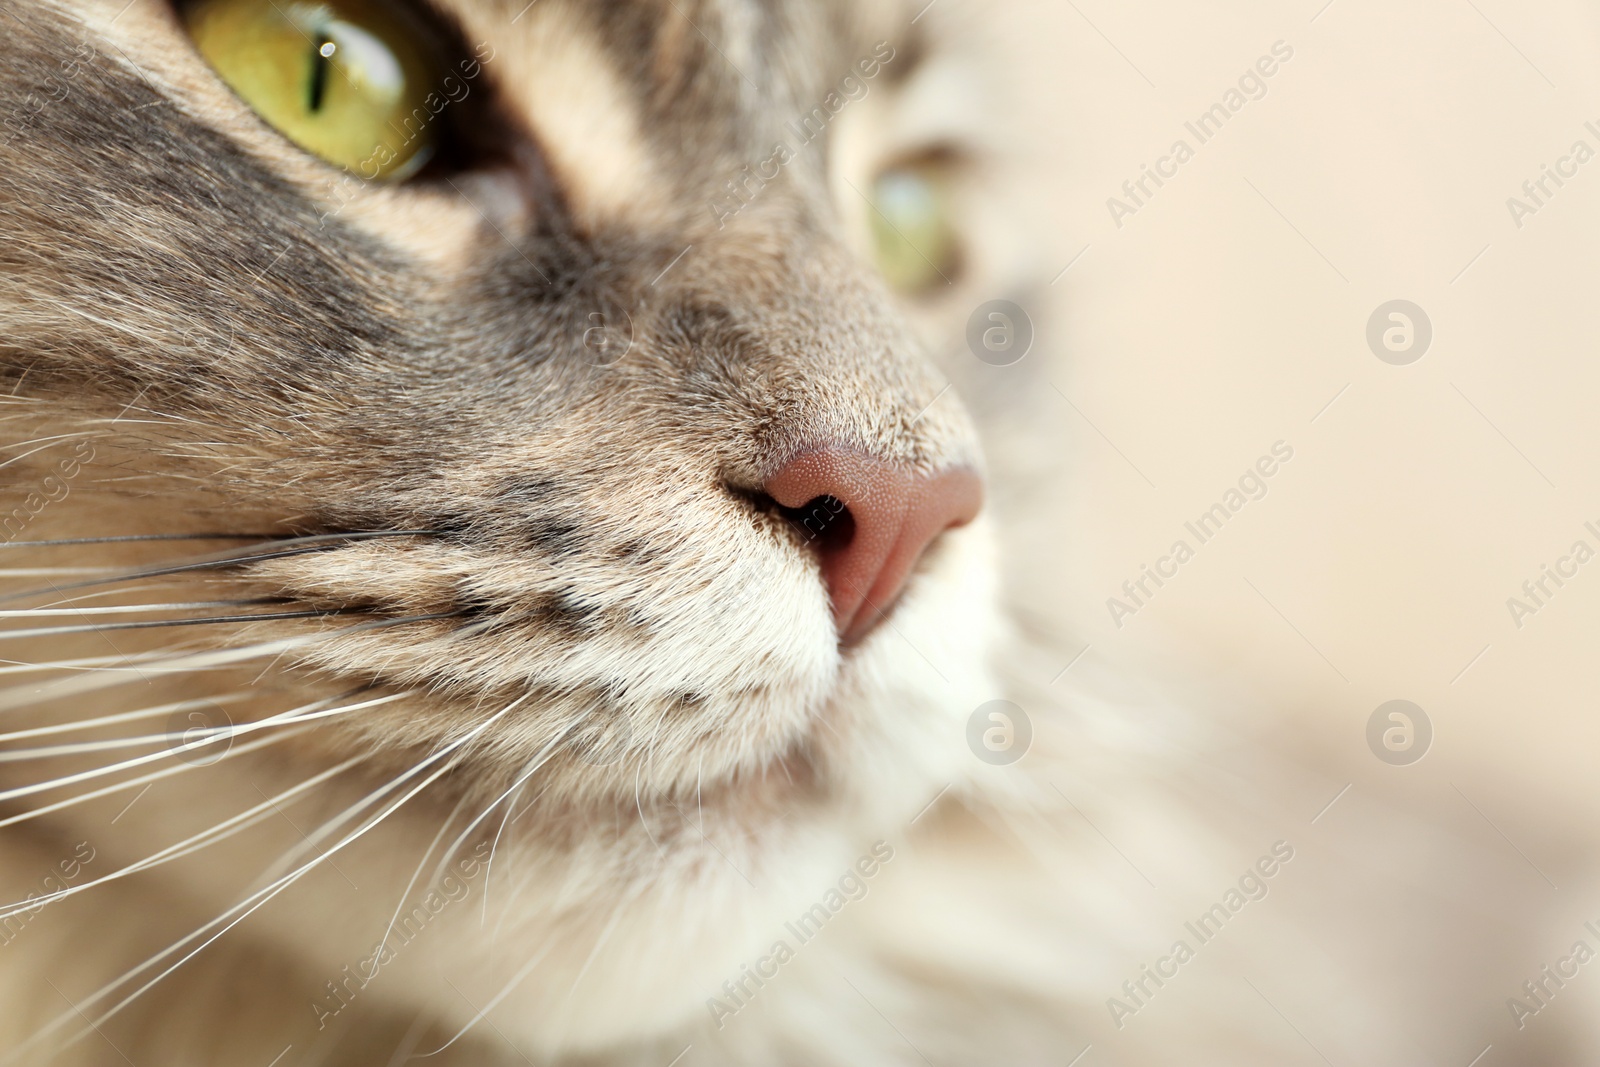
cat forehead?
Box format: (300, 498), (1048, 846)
(425, 0), (915, 220)
(416, 0), (911, 126)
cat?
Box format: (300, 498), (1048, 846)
(0, 0), (1589, 1065)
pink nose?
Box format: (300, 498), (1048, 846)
(765, 449), (983, 644)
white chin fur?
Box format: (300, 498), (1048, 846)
(369, 517), (1005, 1054)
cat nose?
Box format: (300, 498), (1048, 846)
(765, 448), (983, 644)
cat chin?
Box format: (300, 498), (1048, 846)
(371, 518), (1006, 1054)
(171, 516), (1004, 1057)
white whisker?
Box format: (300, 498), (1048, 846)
(481, 781), (525, 929)
(0, 690), (407, 801)
(384, 1015), (432, 1067)
(421, 723), (576, 898)
(269, 712), (568, 898)
(0, 752), (369, 922)
(549, 891), (636, 1049)
(0, 728), (300, 831)
(0, 613), (449, 715)
(0, 650), (242, 678)
(15, 583), (245, 610)
(0, 534), (269, 549)
(428, 884), (634, 1058)
(419, 940), (558, 1058)
(20, 695), (528, 1059)
(0, 433), (97, 474)
(635, 761), (664, 858)
(0, 693), (253, 744)
(0, 599), (278, 618)
(374, 793), (472, 960)
(0, 568), (121, 577)
(0, 729), (218, 762)
(0, 530), (440, 607)
(0, 608), (352, 642)
(488, 785), (552, 945)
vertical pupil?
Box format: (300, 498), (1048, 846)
(307, 36), (335, 113)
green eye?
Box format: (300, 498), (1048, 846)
(868, 165), (961, 294)
(184, 0), (443, 180)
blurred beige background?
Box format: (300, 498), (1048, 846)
(933, 0), (1600, 1061)
(967, 0), (1600, 814)
(1036, 0), (1600, 798)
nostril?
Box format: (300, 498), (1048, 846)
(777, 495), (857, 555)
(764, 448), (983, 644)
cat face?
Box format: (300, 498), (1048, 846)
(0, 0), (1005, 1051)
(3, 0), (996, 767)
